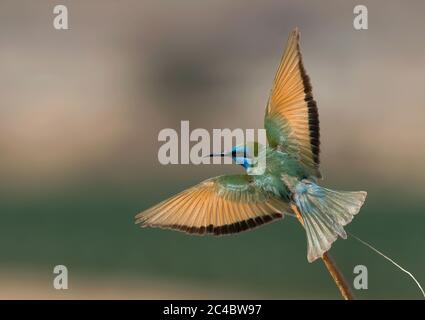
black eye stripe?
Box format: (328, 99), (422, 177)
(232, 148), (248, 158)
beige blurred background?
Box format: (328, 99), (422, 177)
(0, 0), (424, 299)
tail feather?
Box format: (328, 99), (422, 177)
(294, 180), (367, 262)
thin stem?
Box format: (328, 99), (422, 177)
(290, 205), (354, 300)
(321, 252), (354, 300)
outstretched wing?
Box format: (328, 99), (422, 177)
(135, 175), (291, 235)
(264, 28), (321, 178)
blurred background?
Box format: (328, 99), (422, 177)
(1, 0), (424, 299)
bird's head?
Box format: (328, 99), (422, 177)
(209, 141), (265, 171)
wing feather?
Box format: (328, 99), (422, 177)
(135, 175), (292, 235)
(265, 28), (321, 178)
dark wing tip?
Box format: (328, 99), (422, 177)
(141, 213), (284, 236)
(297, 35), (321, 167)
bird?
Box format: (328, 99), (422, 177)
(135, 28), (367, 263)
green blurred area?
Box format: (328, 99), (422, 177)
(1, 181), (424, 299)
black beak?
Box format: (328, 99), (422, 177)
(208, 153), (225, 157)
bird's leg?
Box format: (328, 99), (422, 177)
(290, 204), (355, 300)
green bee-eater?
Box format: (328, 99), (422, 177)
(136, 28), (367, 263)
